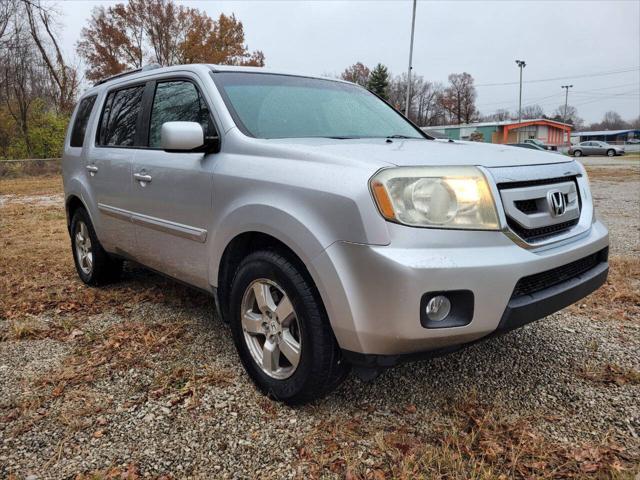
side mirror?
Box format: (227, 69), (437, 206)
(161, 121), (205, 152)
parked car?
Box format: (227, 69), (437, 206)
(523, 139), (550, 150)
(62, 65), (609, 404)
(508, 142), (548, 152)
(569, 141), (625, 157)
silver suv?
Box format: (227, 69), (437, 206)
(63, 64), (609, 404)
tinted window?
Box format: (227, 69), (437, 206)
(149, 81), (212, 148)
(70, 96), (97, 147)
(215, 72), (423, 140)
(98, 85), (144, 146)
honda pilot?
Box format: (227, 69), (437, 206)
(62, 64), (609, 404)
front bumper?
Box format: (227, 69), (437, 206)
(311, 220), (609, 358)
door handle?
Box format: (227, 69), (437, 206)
(86, 165), (98, 176)
(133, 172), (153, 183)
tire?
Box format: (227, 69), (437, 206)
(70, 207), (122, 286)
(573, 150), (582, 157)
(607, 149), (615, 157)
(229, 249), (349, 404)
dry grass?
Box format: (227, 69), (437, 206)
(4, 317), (235, 437)
(297, 398), (634, 479)
(585, 166), (640, 182)
(580, 363), (640, 386)
(0, 159), (61, 178)
(0, 175), (210, 325)
(0, 174), (62, 195)
(569, 255), (640, 322)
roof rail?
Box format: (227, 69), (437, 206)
(94, 63), (162, 86)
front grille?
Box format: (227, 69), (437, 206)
(512, 248), (608, 298)
(507, 218), (579, 241)
(514, 199), (539, 214)
(498, 175), (582, 243)
(498, 176), (578, 189)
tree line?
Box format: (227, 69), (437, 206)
(0, 0), (263, 160)
(341, 62), (478, 126)
(340, 61), (640, 131)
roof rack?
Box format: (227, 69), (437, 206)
(94, 63), (162, 86)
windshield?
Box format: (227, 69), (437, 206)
(213, 72), (425, 140)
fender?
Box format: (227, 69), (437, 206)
(208, 203), (328, 289)
(63, 174), (101, 234)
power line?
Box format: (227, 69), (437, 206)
(475, 66), (640, 88)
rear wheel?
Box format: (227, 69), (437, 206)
(229, 249), (349, 404)
(70, 208), (122, 286)
(573, 150), (582, 157)
(607, 149), (615, 157)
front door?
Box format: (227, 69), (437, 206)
(86, 84), (146, 256)
(129, 78), (217, 289)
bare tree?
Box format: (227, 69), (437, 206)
(551, 104), (583, 128)
(485, 109), (511, 122)
(591, 111), (631, 130)
(22, 0), (78, 113)
(1, 10), (48, 156)
(441, 72), (477, 124)
(521, 104), (544, 120)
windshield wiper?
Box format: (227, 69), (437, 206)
(386, 134), (415, 139)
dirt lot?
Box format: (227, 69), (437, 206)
(1, 159), (639, 479)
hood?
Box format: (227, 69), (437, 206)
(257, 137), (569, 169)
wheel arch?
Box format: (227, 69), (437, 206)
(209, 206), (325, 318)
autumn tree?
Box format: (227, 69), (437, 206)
(77, 0), (265, 82)
(367, 63), (390, 100)
(341, 62), (370, 87)
(441, 72), (477, 124)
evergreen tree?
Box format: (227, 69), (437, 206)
(367, 63), (390, 100)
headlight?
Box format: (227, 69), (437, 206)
(370, 166), (500, 230)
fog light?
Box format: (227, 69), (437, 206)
(426, 295), (451, 322)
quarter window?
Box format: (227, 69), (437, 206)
(70, 96), (97, 147)
(98, 85), (145, 146)
(148, 81), (213, 148)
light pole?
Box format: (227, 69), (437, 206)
(561, 85), (573, 123)
(404, 0), (417, 118)
(515, 60), (526, 131)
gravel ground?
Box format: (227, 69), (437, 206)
(1, 166), (639, 478)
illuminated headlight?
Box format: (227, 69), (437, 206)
(370, 166), (500, 229)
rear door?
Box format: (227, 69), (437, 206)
(85, 84), (145, 256)
(582, 142), (595, 155)
(128, 76), (217, 289)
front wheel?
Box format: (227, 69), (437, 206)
(229, 249), (349, 404)
(573, 150), (583, 157)
(607, 149), (615, 157)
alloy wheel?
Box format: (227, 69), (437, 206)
(240, 279), (302, 379)
(74, 221), (93, 275)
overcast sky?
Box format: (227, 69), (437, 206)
(55, 0), (640, 124)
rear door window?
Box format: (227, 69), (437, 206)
(70, 96), (97, 147)
(148, 80), (213, 148)
(98, 85), (145, 147)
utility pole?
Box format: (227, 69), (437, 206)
(515, 60), (526, 131)
(561, 84), (573, 123)
(404, 0), (417, 118)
